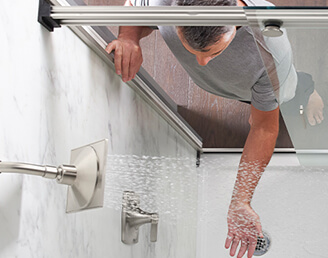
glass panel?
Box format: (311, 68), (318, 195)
(72, 0), (256, 148)
(245, 7), (328, 166)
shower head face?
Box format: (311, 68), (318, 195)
(66, 139), (108, 213)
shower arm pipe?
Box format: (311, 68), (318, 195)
(46, 6), (328, 27)
(0, 161), (77, 185)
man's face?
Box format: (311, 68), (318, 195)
(177, 27), (237, 66)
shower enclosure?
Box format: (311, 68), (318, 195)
(0, 0), (327, 257)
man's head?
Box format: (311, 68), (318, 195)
(176, 0), (238, 66)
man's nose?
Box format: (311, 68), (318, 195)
(196, 56), (212, 66)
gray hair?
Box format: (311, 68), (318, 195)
(176, 0), (237, 51)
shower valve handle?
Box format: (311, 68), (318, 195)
(150, 213), (159, 242)
(122, 191), (159, 245)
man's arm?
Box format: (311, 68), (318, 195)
(105, 0), (153, 82)
(225, 105), (279, 258)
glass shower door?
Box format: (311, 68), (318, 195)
(245, 7), (328, 166)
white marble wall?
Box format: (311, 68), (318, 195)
(197, 153), (328, 258)
(0, 1), (198, 257)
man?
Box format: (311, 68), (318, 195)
(106, 0), (324, 257)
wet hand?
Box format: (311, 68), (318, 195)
(225, 203), (263, 258)
(105, 38), (143, 82)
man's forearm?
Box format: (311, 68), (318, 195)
(231, 106), (279, 205)
(118, 26), (153, 43)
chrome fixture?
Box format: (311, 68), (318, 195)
(0, 162), (77, 184)
(42, 0), (328, 30)
(42, 5), (248, 29)
(262, 20), (283, 37)
(0, 139), (108, 213)
(262, 24), (283, 37)
(254, 231), (271, 256)
(245, 8), (328, 28)
(121, 191), (159, 245)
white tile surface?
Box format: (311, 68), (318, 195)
(0, 1), (198, 257)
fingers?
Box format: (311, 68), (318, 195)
(229, 237), (251, 258)
(121, 48), (131, 82)
(307, 113), (316, 126)
(105, 41), (115, 55)
(230, 237), (240, 257)
(307, 110), (323, 126)
(255, 221), (263, 238)
(114, 43), (123, 77)
(129, 47), (143, 80)
(105, 39), (143, 83)
(315, 111), (324, 124)
(247, 240), (257, 258)
(237, 239), (248, 258)
(306, 110), (324, 126)
(226, 233), (260, 258)
(225, 233), (234, 249)
(105, 41), (122, 76)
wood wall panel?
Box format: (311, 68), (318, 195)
(179, 83), (251, 148)
(138, 32), (157, 77)
(153, 34), (189, 106)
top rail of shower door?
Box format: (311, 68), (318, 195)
(50, 6), (328, 27)
(50, 6), (248, 26)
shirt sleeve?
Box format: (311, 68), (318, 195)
(130, 0), (160, 29)
(131, 0), (172, 6)
(131, 0), (149, 6)
(251, 70), (279, 111)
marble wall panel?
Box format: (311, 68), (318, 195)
(0, 1), (198, 257)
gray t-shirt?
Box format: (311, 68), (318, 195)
(133, 0), (295, 111)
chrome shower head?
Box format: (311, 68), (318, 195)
(66, 139), (108, 213)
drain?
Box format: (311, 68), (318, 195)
(254, 231), (271, 256)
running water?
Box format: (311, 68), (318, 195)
(102, 152), (328, 232)
(103, 154), (199, 223)
(102, 154), (247, 224)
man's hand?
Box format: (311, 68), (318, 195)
(105, 1), (153, 82)
(105, 38), (143, 82)
(225, 203), (263, 258)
